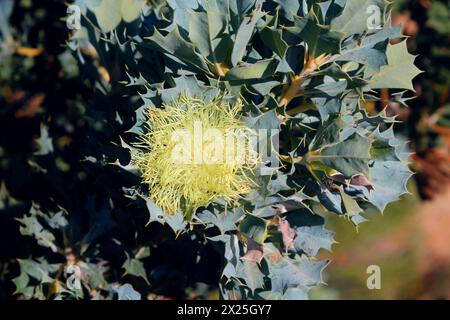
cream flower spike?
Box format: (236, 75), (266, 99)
(133, 95), (259, 214)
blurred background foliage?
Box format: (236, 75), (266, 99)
(0, 0), (449, 299)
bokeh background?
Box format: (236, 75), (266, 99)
(0, 0), (449, 299)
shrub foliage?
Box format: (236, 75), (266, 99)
(0, 0), (420, 300)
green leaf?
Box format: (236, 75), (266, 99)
(167, 0), (199, 31)
(275, 0), (305, 22)
(289, 11), (342, 57)
(310, 115), (348, 149)
(16, 213), (58, 253)
(143, 27), (209, 72)
(337, 26), (402, 73)
(196, 207), (243, 234)
(162, 76), (219, 102)
(116, 283), (141, 300)
(231, 1), (264, 66)
(286, 210), (335, 256)
(0, 182), (19, 210)
(364, 128), (412, 211)
(238, 214), (268, 245)
(308, 79), (348, 121)
(338, 187), (363, 216)
(45, 210), (69, 229)
(369, 41), (422, 91)
(35, 125), (53, 156)
(12, 272), (31, 296)
(145, 198), (188, 234)
(367, 161), (411, 212)
(259, 27), (288, 58)
(225, 59), (278, 80)
(87, 0), (143, 33)
(122, 254), (149, 284)
(243, 107), (283, 131)
(310, 133), (372, 178)
(17, 259), (58, 284)
(235, 260), (265, 292)
(259, 286), (309, 300)
(264, 244), (327, 294)
(330, 0), (386, 37)
(79, 262), (107, 289)
(187, 1), (229, 63)
(229, 0), (260, 29)
(218, 234), (242, 280)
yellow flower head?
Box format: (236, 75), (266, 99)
(134, 95), (259, 214)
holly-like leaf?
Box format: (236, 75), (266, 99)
(330, 0), (386, 37)
(219, 234), (242, 280)
(0, 182), (19, 210)
(83, 0), (144, 33)
(196, 207), (244, 234)
(187, 1), (230, 64)
(338, 25), (402, 73)
(12, 272), (32, 298)
(238, 214), (268, 245)
(225, 59), (278, 80)
(143, 27), (210, 72)
(235, 259), (265, 292)
(159, 76), (219, 103)
(167, 0), (199, 31)
(369, 41), (422, 91)
(309, 133), (372, 178)
(275, 0), (306, 22)
(259, 26), (288, 58)
(338, 187), (363, 216)
(16, 258), (59, 284)
(17, 215), (57, 252)
(259, 286), (309, 300)
(115, 283), (141, 300)
(145, 198), (188, 234)
(288, 11), (342, 57)
(231, 0), (264, 66)
(364, 129), (412, 212)
(285, 210), (335, 256)
(35, 125), (54, 156)
(122, 252), (150, 284)
(264, 244), (327, 294)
